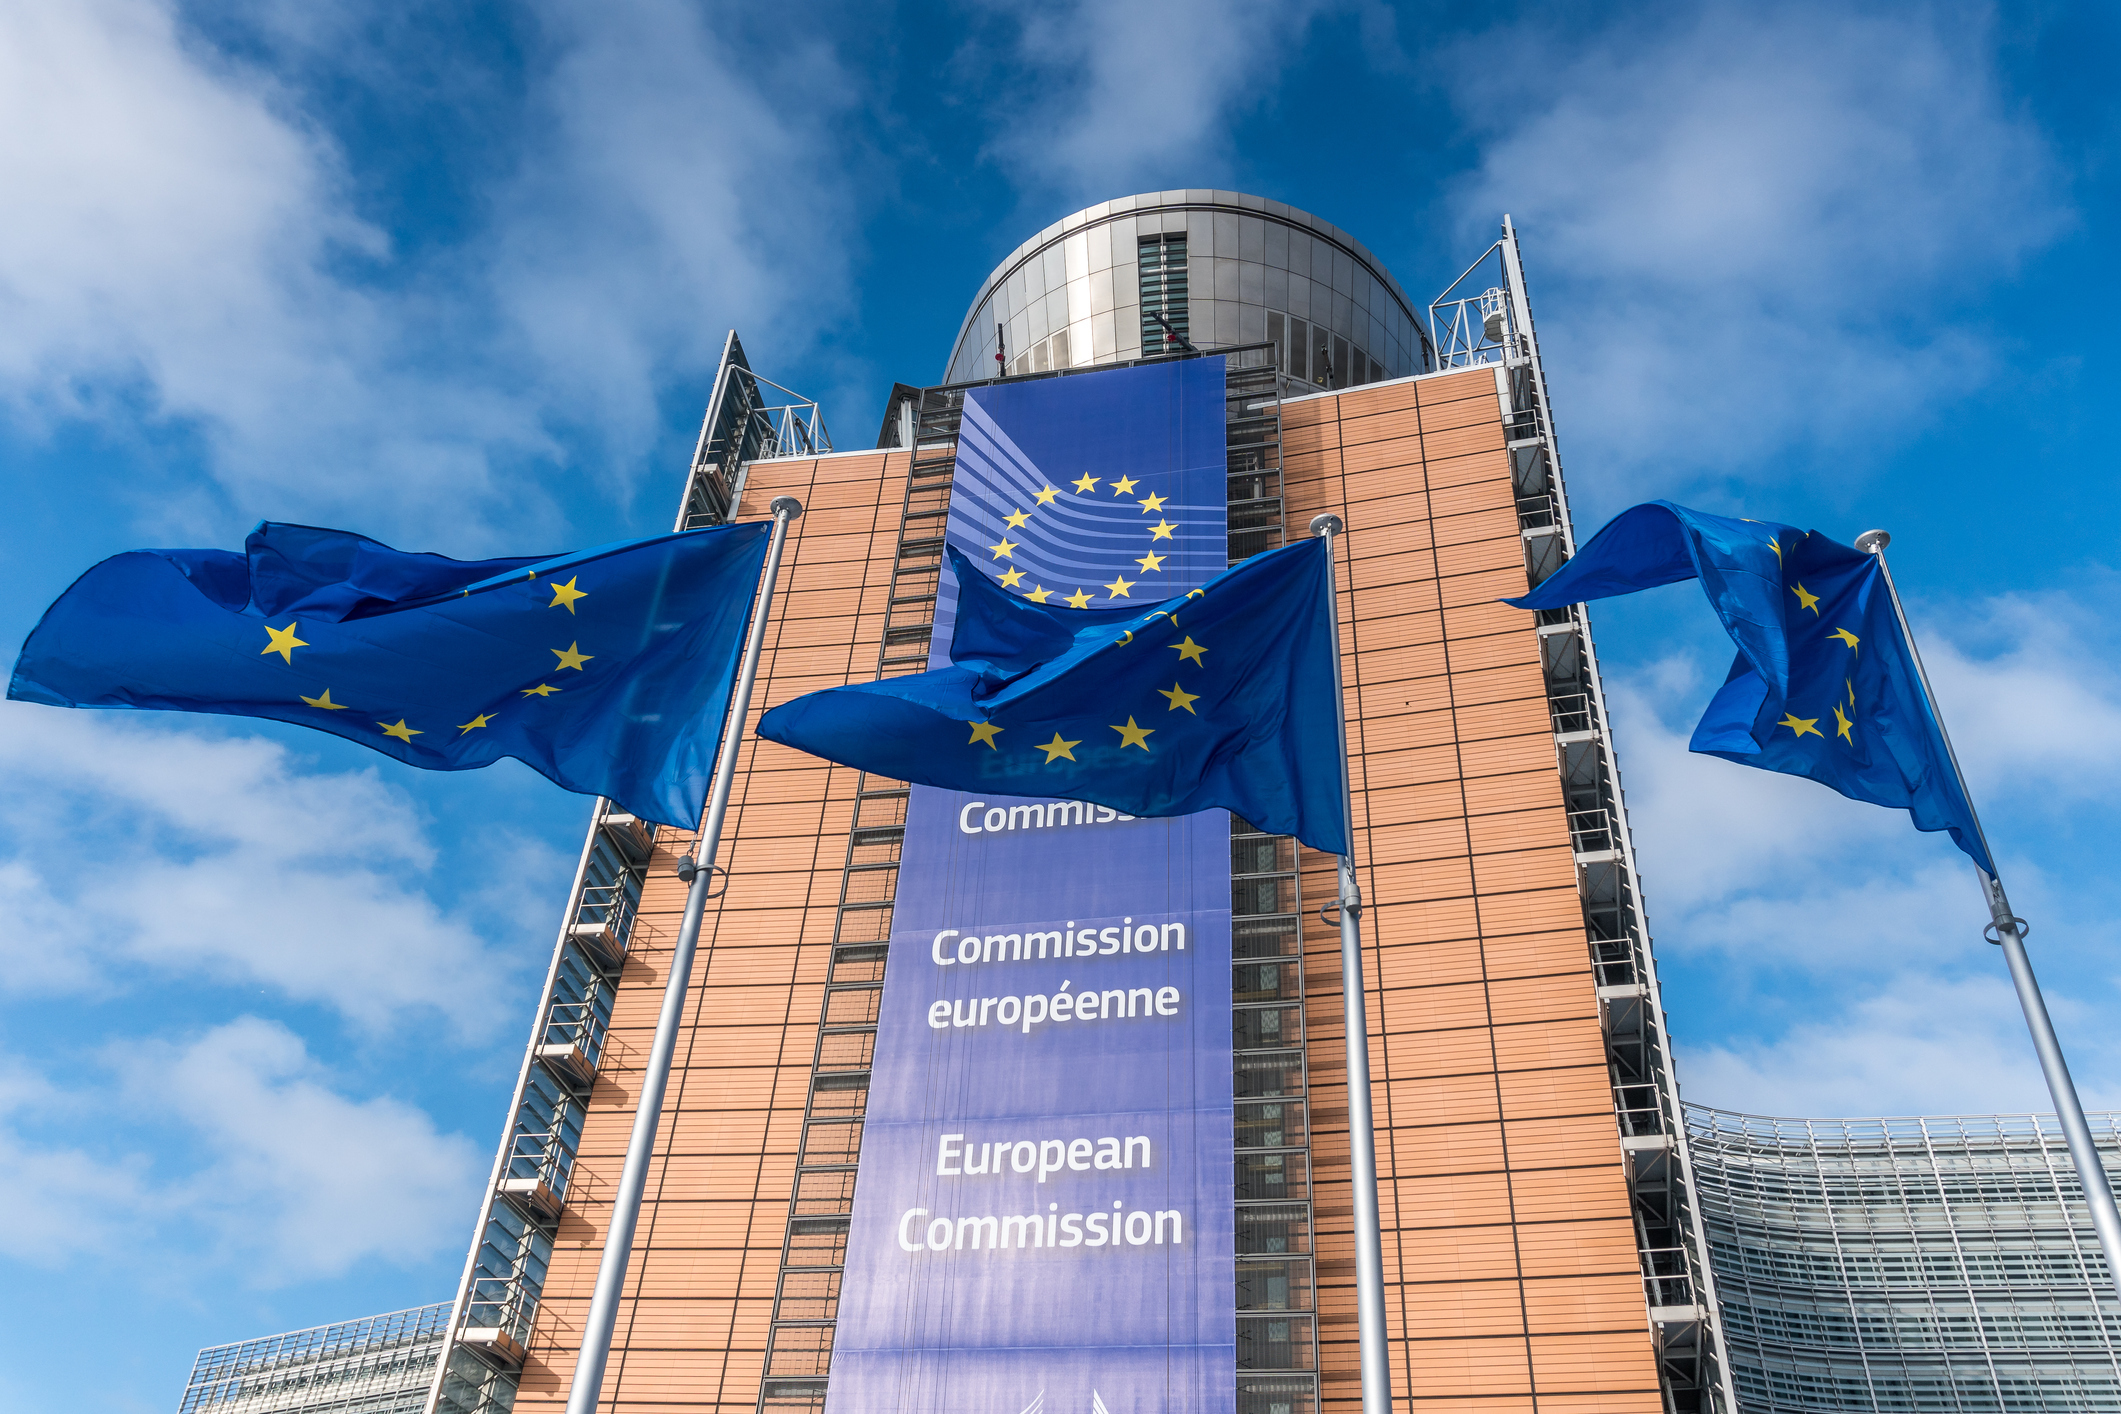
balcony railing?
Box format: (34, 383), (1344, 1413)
(567, 884), (637, 971)
(1549, 692), (1597, 735)
(459, 1278), (538, 1368)
(1568, 809), (1617, 855)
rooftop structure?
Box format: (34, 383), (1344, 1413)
(180, 1303), (450, 1414)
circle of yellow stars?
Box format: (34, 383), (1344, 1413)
(261, 571), (598, 747)
(991, 474), (1177, 609)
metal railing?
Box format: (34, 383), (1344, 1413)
(1549, 692), (1597, 735)
(462, 1278), (537, 1349)
(1567, 808), (1617, 854)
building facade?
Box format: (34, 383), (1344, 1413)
(182, 1304), (451, 1414)
(420, 199), (1729, 1414)
(1689, 1105), (2121, 1412)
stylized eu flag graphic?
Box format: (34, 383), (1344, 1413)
(759, 538), (1350, 854)
(9, 520), (772, 827)
(1506, 500), (1992, 872)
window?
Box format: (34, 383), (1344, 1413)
(1139, 236), (1189, 352)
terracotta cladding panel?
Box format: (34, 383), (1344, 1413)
(1390, 1169), (1514, 1229)
(1342, 464), (1429, 511)
(1392, 1223), (1521, 1283)
(1416, 369), (1501, 406)
(1509, 1166), (1633, 1223)
(1282, 421), (1339, 457)
(1514, 1218), (1643, 1279)
(1366, 816), (1473, 867)
(1436, 536), (1528, 581)
(1456, 698), (1553, 744)
(1375, 1024), (1495, 1080)
(1529, 1333), (1663, 1391)
(1482, 930), (1595, 981)
(1335, 380), (1423, 418)
(1340, 434), (1427, 478)
(1338, 407), (1424, 445)
(1415, 386), (1504, 431)
(1361, 781), (1471, 828)
(1419, 422), (1506, 461)
(1494, 1066), (1614, 1121)
(1392, 1336), (1534, 1396)
(1464, 770), (1567, 816)
(1426, 452), (1515, 498)
(1375, 937), (1486, 991)
(1354, 704), (1458, 754)
(1368, 896), (1483, 946)
(1443, 565), (1537, 611)
(1345, 578), (1443, 622)
(1441, 632), (1540, 678)
(1445, 599), (1535, 640)
(1358, 640), (1449, 686)
(1346, 524), (1439, 570)
(1397, 1278), (1529, 1338)
(1446, 665), (1550, 714)
(1383, 1071), (1503, 1127)
(1492, 1020), (1609, 1073)
(1536, 1394), (1667, 1414)
(1471, 846), (1579, 897)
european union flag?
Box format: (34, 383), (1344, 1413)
(9, 520), (772, 828)
(759, 540), (1350, 854)
(1506, 501), (1992, 872)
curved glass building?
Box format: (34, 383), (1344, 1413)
(940, 190), (1434, 388)
(1688, 1104), (2121, 1411)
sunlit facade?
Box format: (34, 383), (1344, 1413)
(182, 1304), (450, 1414)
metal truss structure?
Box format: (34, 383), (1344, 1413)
(183, 1304), (451, 1414)
(1689, 1105), (2121, 1412)
(1434, 220), (1739, 1414)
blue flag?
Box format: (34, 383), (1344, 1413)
(1505, 501), (1992, 872)
(758, 538), (1351, 855)
(9, 520), (772, 828)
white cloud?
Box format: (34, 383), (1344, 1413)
(1449, 4), (2068, 498)
(0, 1020), (482, 1278)
(0, 705), (526, 1035)
(0, 0), (859, 540)
(125, 1017), (485, 1278)
(977, 0), (1340, 200)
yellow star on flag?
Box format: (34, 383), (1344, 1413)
(1829, 627), (1860, 650)
(379, 719), (422, 742)
(1000, 567), (1025, 588)
(1778, 712), (1822, 739)
(1137, 492), (1167, 513)
(1768, 537), (1782, 563)
(1110, 716), (1153, 751)
(1004, 508), (1031, 529)
(261, 622), (307, 663)
(967, 721), (1003, 750)
(1170, 636), (1207, 665)
(1065, 588), (1093, 609)
(1104, 575), (1135, 599)
(1159, 682), (1200, 714)
(1790, 583), (1820, 615)
(1110, 475), (1139, 496)
(458, 713), (496, 734)
(300, 688), (348, 710)
(552, 642), (593, 671)
(1072, 474), (1099, 493)
(521, 683), (561, 697)
(1149, 519), (1176, 541)
(990, 537), (1018, 559)
(547, 576), (588, 613)
(1037, 732), (1081, 763)
(1135, 550), (1166, 573)
(1024, 585), (1052, 604)
(1833, 705), (1854, 742)
(1034, 485), (1059, 505)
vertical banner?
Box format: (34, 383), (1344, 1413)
(829, 360), (1234, 1414)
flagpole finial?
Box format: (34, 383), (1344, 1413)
(770, 496), (804, 520)
(1310, 513), (1344, 536)
(1855, 529), (1890, 554)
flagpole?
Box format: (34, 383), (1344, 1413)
(566, 495), (803, 1414)
(1856, 528), (2121, 1299)
(1310, 513), (1393, 1414)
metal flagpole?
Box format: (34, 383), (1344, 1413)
(1856, 528), (2121, 1297)
(566, 495), (804, 1414)
(1310, 513), (1393, 1414)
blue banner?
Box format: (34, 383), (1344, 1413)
(830, 360), (1235, 1413)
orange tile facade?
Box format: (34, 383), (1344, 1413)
(512, 368), (1658, 1413)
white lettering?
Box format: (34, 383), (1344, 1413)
(932, 929), (958, 966)
(958, 800), (986, 834)
(1155, 986), (1180, 1016)
(1038, 1139), (1066, 1182)
(899, 1208), (928, 1251)
(937, 1134), (963, 1175)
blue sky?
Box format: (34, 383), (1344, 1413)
(2, 1), (2117, 1408)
